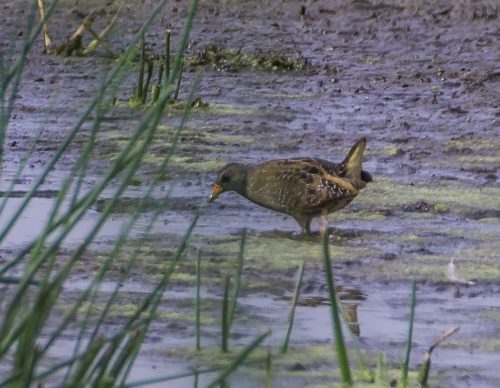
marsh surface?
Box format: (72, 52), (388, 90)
(1, 0), (499, 386)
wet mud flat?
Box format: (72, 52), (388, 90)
(1, 0), (499, 386)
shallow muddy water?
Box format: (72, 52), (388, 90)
(1, 0), (499, 386)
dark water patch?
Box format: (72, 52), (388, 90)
(466, 209), (500, 220)
(0, 190), (60, 198)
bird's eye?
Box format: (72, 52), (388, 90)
(220, 175), (230, 184)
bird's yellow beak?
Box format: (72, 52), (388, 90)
(209, 183), (223, 202)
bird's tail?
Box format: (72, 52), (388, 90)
(341, 137), (366, 181)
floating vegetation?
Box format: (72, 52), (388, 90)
(187, 45), (310, 72)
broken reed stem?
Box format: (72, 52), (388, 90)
(174, 61), (184, 101)
(69, 15), (94, 42)
(165, 29), (171, 88)
(221, 275), (231, 353)
(195, 249), (202, 351)
(83, 4), (124, 56)
(85, 26), (115, 57)
(418, 325), (459, 387)
(142, 60), (154, 105)
(280, 261), (304, 353)
(36, 0), (53, 50)
(137, 31), (146, 102)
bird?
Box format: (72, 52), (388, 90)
(208, 137), (372, 234)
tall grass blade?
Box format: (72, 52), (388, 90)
(401, 280), (416, 388)
(174, 61), (184, 101)
(194, 370), (199, 388)
(117, 213), (199, 385)
(322, 234), (352, 385)
(142, 60), (153, 104)
(265, 348), (272, 388)
(65, 337), (106, 386)
(375, 353), (389, 385)
(221, 275), (231, 353)
(207, 330), (271, 388)
(137, 31), (145, 102)
(280, 260), (304, 353)
(0, 13), (154, 255)
(195, 248), (202, 351)
(228, 228), (246, 329)
(165, 29), (171, 87)
(0, 0), (192, 384)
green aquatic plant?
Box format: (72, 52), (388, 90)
(280, 260), (305, 354)
(401, 280), (417, 387)
(187, 45), (309, 72)
(322, 234), (352, 385)
(0, 0), (206, 386)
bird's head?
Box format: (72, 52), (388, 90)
(209, 163), (249, 202)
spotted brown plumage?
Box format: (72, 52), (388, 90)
(209, 137), (372, 234)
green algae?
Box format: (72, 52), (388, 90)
(446, 139), (500, 151)
(479, 309), (500, 321)
(328, 209), (388, 221)
(458, 155), (500, 164)
(206, 102), (258, 116)
(357, 55), (382, 64)
(365, 244), (500, 282)
(445, 337), (500, 353)
(383, 144), (404, 157)
(359, 178), (500, 212)
(187, 46), (309, 72)
(72, 302), (217, 325)
(94, 124), (254, 172)
(166, 155), (227, 171)
(261, 92), (314, 99)
(159, 343), (416, 387)
(203, 234), (376, 274)
(433, 203), (449, 213)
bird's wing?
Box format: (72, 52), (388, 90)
(247, 159), (358, 212)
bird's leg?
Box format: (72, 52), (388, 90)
(319, 211), (328, 237)
(302, 224), (309, 235)
(294, 215), (312, 235)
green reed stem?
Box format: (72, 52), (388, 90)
(322, 234), (352, 385)
(401, 280), (416, 388)
(208, 330), (271, 388)
(174, 60), (184, 101)
(152, 63), (163, 103)
(137, 31), (145, 102)
(195, 248), (202, 351)
(165, 29), (171, 88)
(265, 348), (272, 388)
(228, 229), (246, 329)
(222, 275), (231, 353)
(142, 60), (153, 104)
(280, 261), (304, 353)
(0, 9), (154, 262)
